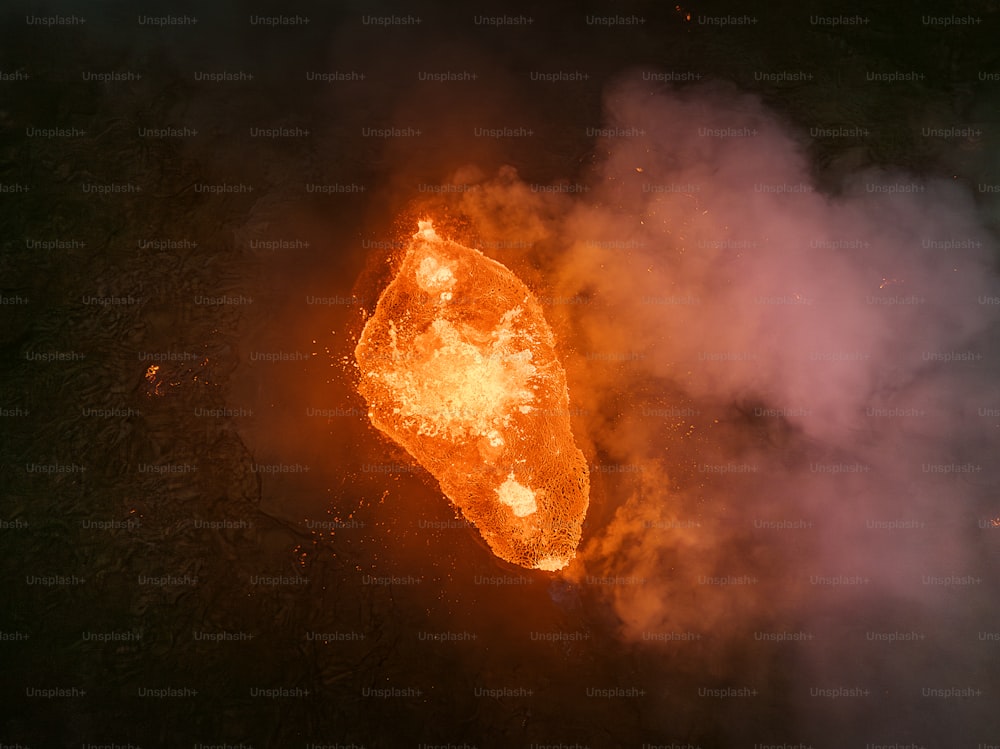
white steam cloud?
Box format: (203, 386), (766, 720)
(441, 75), (999, 738)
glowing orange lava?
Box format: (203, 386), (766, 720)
(354, 221), (590, 570)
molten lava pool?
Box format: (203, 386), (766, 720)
(354, 221), (590, 570)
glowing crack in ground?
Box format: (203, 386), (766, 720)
(355, 220), (590, 570)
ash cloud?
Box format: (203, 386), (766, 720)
(445, 74), (1000, 740)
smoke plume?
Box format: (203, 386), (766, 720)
(423, 73), (1000, 740)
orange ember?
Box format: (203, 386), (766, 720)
(354, 221), (590, 570)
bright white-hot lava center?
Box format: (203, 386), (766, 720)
(354, 221), (590, 571)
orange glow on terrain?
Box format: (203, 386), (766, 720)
(354, 221), (590, 570)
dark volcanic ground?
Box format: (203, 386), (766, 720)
(2, 1), (1000, 747)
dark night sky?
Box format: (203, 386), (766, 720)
(1, 1), (999, 747)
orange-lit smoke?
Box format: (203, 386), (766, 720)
(354, 220), (590, 571)
(398, 77), (999, 673)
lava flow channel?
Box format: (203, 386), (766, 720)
(354, 221), (590, 571)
